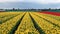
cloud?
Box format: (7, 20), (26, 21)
(0, 0), (24, 3)
(0, 2), (60, 9)
(22, 0), (60, 4)
(0, 0), (60, 4)
(0, 0), (60, 9)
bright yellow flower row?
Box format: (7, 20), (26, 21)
(0, 12), (16, 18)
(39, 12), (60, 20)
(15, 12), (39, 34)
(30, 12), (60, 34)
(0, 12), (24, 24)
(33, 12), (60, 27)
(0, 12), (25, 34)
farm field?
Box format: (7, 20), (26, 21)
(40, 11), (60, 16)
(0, 12), (60, 34)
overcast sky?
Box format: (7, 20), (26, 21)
(0, 0), (60, 9)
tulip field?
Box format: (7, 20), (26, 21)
(0, 12), (60, 34)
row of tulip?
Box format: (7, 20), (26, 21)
(30, 12), (60, 34)
(15, 12), (39, 34)
(0, 12), (25, 34)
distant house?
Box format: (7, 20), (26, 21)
(0, 9), (5, 12)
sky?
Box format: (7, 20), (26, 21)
(0, 0), (60, 9)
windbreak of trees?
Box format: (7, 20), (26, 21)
(5, 8), (41, 11)
(0, 8), (60, 12)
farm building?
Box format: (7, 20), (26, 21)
(0, 9), (5, 12)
